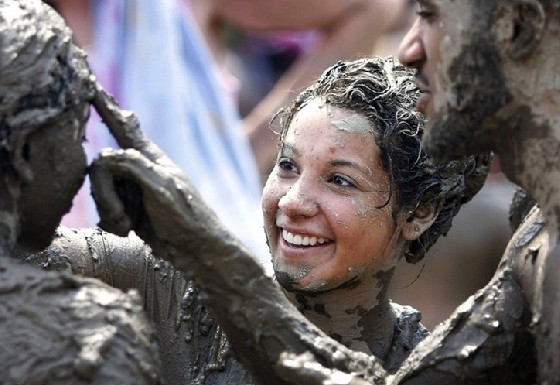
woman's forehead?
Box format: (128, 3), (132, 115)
(287, 101), (377, 142)
(291, 100), (372, 129)
(284, 106), (379, 165)
(330, 114), (374, 134)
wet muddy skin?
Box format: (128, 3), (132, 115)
(3, 0), (558, 383)
(0, 257), (160, 384)
(26, 228), (253, 385)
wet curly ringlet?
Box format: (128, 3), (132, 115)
(274, 57), (490, 263)
(0, 0), (94, 169)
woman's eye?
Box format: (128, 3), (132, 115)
(278, 158), (297, 173)
(416, 10), (434, 19)
(416, 2), (436, 20)
(329, 174), (355, 188)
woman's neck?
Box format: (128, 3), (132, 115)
(282, 269), (397, 359)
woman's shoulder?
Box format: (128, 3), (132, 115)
(385, 301), (429, 373)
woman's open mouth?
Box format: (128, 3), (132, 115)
(282, 229), (332, 247)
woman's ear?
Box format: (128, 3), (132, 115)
(11, 133), (34, 184)
(401, 201), (442, 241)
(506, 0), (545, 60)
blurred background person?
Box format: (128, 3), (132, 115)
(189, 0), (407, 178)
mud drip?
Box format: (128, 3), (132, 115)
(181, 282), (197, 342)
(181, 281), (231, 383)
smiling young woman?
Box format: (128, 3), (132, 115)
(261, 57), (490, 368)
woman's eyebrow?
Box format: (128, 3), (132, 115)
(416, 0), (434, 7)
(279, 142), (298, 157)
(329, 159), (373, 177)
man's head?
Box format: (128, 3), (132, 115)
(0, 0), (94, 251)
(398, 0), (556, 162)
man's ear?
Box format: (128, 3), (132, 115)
(402, 201), (441, 241)
(506, 0), (545, 60)
(11, 133), (34, 183)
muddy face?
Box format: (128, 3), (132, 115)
(399, 0), (512, 162)
(17, 113), (88, 252)
(262, 99), (406, 292)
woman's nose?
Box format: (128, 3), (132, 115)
(278, 178), (319, 218)
(398, 19), (425, 69)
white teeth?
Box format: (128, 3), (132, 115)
(282, 229), (327, 246)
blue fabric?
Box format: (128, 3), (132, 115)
(67, 0), (271, 272)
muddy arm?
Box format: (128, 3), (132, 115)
(538, 243), (560, 382)
(392, 263), (533, 385)
(391, 206), (545, 385)
(20, 228), (255, 384)
(508, 205), (559, 384)
(19, 227), (189, 320)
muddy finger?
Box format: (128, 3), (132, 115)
(90, 159), (132, 237)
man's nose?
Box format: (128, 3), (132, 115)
(398, 19), (425, 68)
(278, 178), (319, 218)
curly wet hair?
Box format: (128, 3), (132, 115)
(0, 0), (94, 168)
(275, 57), (490, 263)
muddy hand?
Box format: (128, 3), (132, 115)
(90, 144), (222, 261)
(91, 80), (175, 168)
(90, 81), (222, 254)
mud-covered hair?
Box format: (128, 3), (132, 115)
(275, 57), (490, 263)
(0, 0), (94, 170)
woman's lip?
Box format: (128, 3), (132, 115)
(278, 234), (332, 260)
(281, 228), (330, 246)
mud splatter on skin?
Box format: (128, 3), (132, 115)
(281, 262), (405, 359)
(331, 114), (374, 134)
(331, 110), (391, 222)
(275, 265), (313, 290)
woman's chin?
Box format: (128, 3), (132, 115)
(273, 264), (320, 291)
